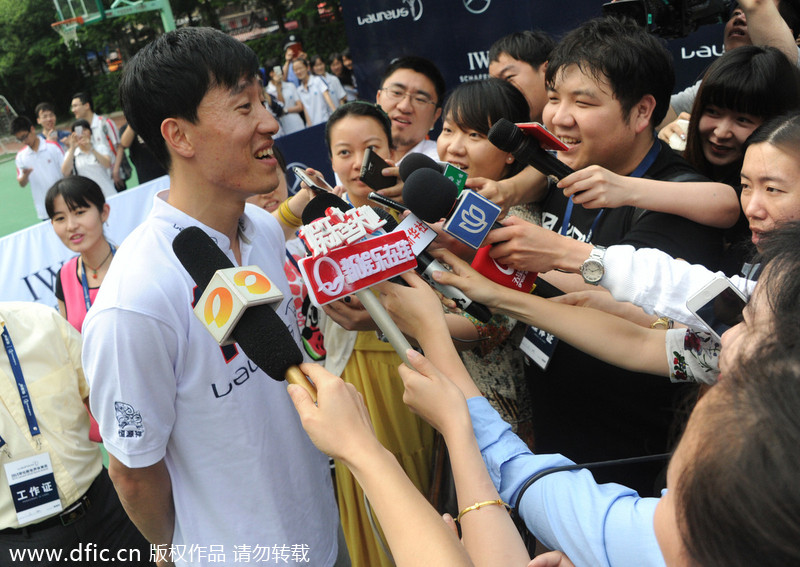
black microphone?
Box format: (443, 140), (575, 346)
(488, 118), (574, 180)
(398, 152), (444, 181)
(172, 226), (318, 401)
(401, 168), (460, 223)
(402, 168), (504, 232)
(301, 191), (353, 223)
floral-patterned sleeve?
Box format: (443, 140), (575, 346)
(667, 328), (720, 385)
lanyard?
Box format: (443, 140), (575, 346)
(80, 245), (116, 311)
(1, 324), (41, 439)
(560, 139), (661, 242)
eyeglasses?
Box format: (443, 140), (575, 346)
(379, 87), (437, 109)
(15, 133), (29, 143)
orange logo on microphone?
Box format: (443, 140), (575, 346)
(233, 270), (272, 294)
(204, 287), (234, 327)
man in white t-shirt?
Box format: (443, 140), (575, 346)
(12, 115), (64, 220)
(81, 27), (343, 567)
(70, 92), (124, 190)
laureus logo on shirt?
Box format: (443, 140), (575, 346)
(114, 402), (144, 438)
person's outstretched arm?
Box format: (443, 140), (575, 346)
(416, 251), (669, 376)
(558, 165), (740, 229)
(288, 364), (474, 567)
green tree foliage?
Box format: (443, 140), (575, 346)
(1, 0), (350, 121)
(246, 20), (348, 68)
(0, 0), (81, 118)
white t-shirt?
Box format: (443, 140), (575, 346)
(15, 140), (64, 220)
(82, 192), (339, 566)
(322, 73), (347, 107)
(296, 76), (332, 126)
(267, 81), (305, 136)
(398, 138), (439, 164)
(71, 144), (116, 198)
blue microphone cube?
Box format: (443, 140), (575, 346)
(443, 190), (501, 249)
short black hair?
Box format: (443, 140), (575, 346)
(11, 115), (32, 134)
(45, 176), (106, 219)
(744, 111), (800, 168)
(35, 102), (56, 117)
(489, 30), (555, 69)
(119, 27), (260, 171)
(380, 56), (446, 108)
(545, 17), (675, 127)
(71, 92), (93, 109)
(442, 78), (530, 179)
(71, 119), (91, 132)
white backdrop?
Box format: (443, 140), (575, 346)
(0, 175), (170, 307)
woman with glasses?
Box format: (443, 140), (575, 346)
(375, 56), (445, 164)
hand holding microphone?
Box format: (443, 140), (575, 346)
(172, 226), (318, 401)
(299, 195), (419, 368)
(487, 119), (574, 180)
(306, 191), (494, 323)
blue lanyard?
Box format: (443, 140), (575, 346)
(2, 325), (41, 439)
(286, 248), (301, 272)
(80, 245), (116, 311)
(560, 140), (661, 243)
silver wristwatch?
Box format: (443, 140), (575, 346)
(580, 246), (606, 285)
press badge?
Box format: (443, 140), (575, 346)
(4, 453), (62, 524)
(520, 325), (559, 371)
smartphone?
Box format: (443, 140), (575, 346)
(686, 277), (748, 340)
(359, 147), (397, 190)
(292, 167), (334, 194)
(75, 125), (84, 136)
(516, 122), (569, 151)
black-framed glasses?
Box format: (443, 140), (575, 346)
(379, 87), (437, 109)
(15, 133), (29, 143)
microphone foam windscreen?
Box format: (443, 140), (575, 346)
(398, 152), (443, 181)
(231, 305), (303, 382)
(488, 118), (524, 153)
(172, 226), (234, 292)
(171, 225), (303, 383)
(402, 168), (459, 223)
(301, 192), (352, 225)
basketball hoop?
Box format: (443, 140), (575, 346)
(51, 16), (83, 46)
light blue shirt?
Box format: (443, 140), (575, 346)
(469, 396), (666, 567)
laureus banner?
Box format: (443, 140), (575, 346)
(340, 0), (722, 103)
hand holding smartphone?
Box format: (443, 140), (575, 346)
(360, 147), (398, 190)
(292, 166), (334, 194)
(686, 277), (747, 340)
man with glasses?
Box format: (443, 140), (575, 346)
(375, 56), (445, 163)
(12, 116), (64, 221)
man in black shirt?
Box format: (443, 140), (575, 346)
(484, 18), (723, 495)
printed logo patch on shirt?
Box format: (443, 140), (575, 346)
(114, 401), (145, 438)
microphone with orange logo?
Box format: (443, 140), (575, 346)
(172, 226), (318, 401)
